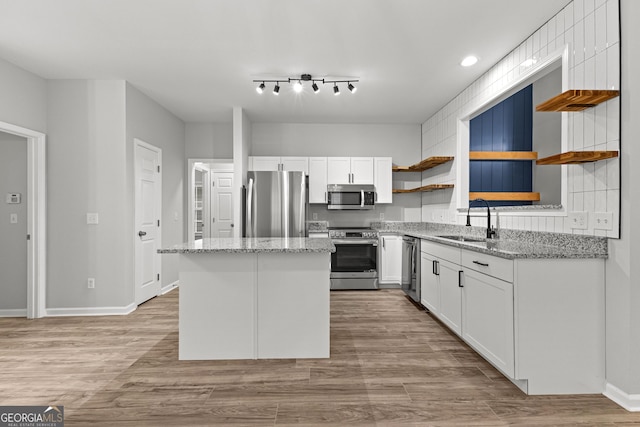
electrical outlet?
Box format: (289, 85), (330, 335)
(568, 211), (588, 230)
(86, 213), (99, 225)
(10, 213), (18, 224)
(87, 278), (95, 289)
(312, 212), (318, 220)
(594, 212), (613, 230)
(380, 213), (384, 220)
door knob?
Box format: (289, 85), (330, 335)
(138, 231), (147, 237)
(231, 224), (234, 228)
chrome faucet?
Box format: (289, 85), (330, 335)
(466, 198), (497, 239)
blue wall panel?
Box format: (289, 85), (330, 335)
(469, 85), (533, 206)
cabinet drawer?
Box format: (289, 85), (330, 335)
(461, 249), (513, 282)
(421, 240), (461, 264)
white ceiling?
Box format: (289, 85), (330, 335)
(0, 0), (571, 124)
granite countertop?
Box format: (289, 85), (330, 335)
(400, 230), (607, 260)
(158, 237), (335, 254)
(370, 221), (607, 260)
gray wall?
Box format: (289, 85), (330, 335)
(252, 123), (422, 223)
(46, 80), (130, 309)
(0, 58), (47, 132)
(126, 83), (186, 289)
(185, 122), (233, 159)
(0, 131), (27, 310)
(532, 67), (562, 205)
(607, 0), (640, 397)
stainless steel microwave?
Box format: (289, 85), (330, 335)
(327, 184), (376, 210)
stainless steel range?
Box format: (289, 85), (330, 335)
(329, 227), (379, 290)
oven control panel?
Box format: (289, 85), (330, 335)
(329, 229), (379, 239)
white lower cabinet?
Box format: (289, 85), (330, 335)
(420, 239), (605, 395)
(379, 234), (402, 284)
(461, 268), (514, 378)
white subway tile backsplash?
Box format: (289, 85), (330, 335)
(584, 12), (596, 60)
(557, 8), (566, 36)
(594, 104), (607, 145)
(584, 0), (595, 16)
(574, 18), (585, 64)
(606, 155), (620, 190)
(583, 109), (595, 148)
(566, 2), (575, 28)
(574, 167), (585, 192)
(606, 0), (619, 46)
(595, 4), (607, 54)
(574, 61), (585, 88)
(540, 24), (549, 50)
(607, 44), (620, 89)
(584, 163), (596, 192)
(595, 189), (607, 212)
(574, 112), (584, 149)
(606, 98), (620, 141)
(575, 0), (585, 23)
(595, 50), (607, 89)
(584, 55), (596, 88)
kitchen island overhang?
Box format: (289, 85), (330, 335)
(159, 237), (335, 360)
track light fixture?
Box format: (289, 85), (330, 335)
(253, 74), (359, 96)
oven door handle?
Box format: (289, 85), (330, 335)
(331, 239), (379, 246)
(361, 190), (365, 207)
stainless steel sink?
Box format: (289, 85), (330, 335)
(435, 235), (486, 243)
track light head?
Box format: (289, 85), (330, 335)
(348, 82), (357, 93)
(312, 82), (319, 93)
(256, 82), (265, 94)
(333, 83), (340, 96)
(273, 83), (280, 95)
(293, 80), (303, 93)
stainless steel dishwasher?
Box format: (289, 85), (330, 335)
(401, 236), (420, 303)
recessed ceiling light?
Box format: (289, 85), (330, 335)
(461, 56), (478, 67)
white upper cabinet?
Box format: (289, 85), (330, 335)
(308, 157), (328, 204)
(374, 157), (393, 204)
(248, 156), (309, 174)
(327, 157), (374, 185)
(249, 156), (281, 171)
(281, 157), (309, 174)
(327, 157), (352, 184)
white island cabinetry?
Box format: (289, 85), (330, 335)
(160, 238), (333, 361)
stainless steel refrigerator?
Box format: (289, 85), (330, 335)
(245, 171), (307, 238)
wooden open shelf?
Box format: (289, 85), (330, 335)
(393, 184), (454, 194)
(392, 156), (454, 172)
(469, 151), (538, 161)
(536, 150), (619, 165)
(469, 192), (541, 201)
(536, 89), (620, 112)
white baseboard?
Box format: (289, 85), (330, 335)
(604, 383), (640, 412)
(46, 303), (136, 317)
(0, 309), (27, 318)
(161, 280), (179, 295)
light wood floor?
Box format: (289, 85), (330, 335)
(1, 289), (639, 426)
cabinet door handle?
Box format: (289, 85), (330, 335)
(473, 260), (489, 267)
(458, 270), (464, 287)
(382, 237), (385, 249)
(432, 260), (439, 276)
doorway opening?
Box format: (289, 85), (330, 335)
(187, 159), (234, 244)
(0, 121), (46, 319)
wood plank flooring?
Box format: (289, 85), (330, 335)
(1, 289), (639, 426)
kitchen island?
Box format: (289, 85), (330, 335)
(159, 237), (335, 360)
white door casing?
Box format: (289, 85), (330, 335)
(212, 171), (234, 237)
(134, 139), (162, 305)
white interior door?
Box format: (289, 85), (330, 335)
(134, 140), (161, 305)
(211, 171), (234, 237)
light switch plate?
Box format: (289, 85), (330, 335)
(568, 211), (588, 229)
(594, 212), (613, 230)
(10, 213), (18, 224)
(87, 213), (99, 225)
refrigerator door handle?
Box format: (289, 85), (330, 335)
(361, 190), (365, 207)
(246, 177), (254, 238)
(299, 177), (306, 236)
